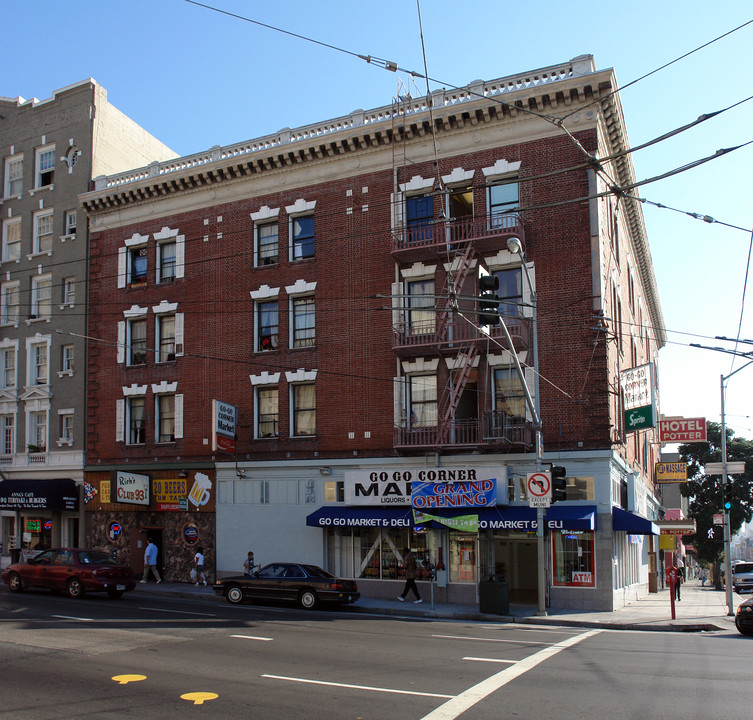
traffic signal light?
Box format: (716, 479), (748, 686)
(477, 273), (500, 326)
(723, 482), (733, 511)
(707, 525), (724, 542)
(552, 466), (567, 502)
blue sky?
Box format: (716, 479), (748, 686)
(4, 0), (753, 442)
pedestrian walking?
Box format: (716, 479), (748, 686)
(700, 569), (707, 587)
(140, 538), (161, 584)
(397, 547), (422, 604)
(193, 546), (207, 586)
(673, 563), (682, 601)
(243, 550), (258, 575)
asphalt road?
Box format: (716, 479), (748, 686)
(1, 587), (750, 719)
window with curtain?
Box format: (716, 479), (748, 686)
(407, 279), (435, 335)
(292, 297), (315, 348)
(409, 374), (437, 427)
(258, 300), (279, 351)
(256, 386), (279, 438)
(493, 367), (526, 418)
(292, 383), (315, 436)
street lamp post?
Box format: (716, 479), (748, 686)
(720, 359), (753, 616)
(506, 237), (547, 616)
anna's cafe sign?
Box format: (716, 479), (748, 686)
(344, 467), (506, 506)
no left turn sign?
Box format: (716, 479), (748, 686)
(527, 472), (552, 507)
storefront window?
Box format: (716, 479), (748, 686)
(358, 529), (381, 579)
(449, 533), (477, 583)
(23, 517), (51, 552)
(552, 530), (595, 586)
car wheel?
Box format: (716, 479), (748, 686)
(7, 572), (24, 593)
(226, 585), (244, 604)
(107, 589), (124, 599)
(735, 619), (753, 636)
(67, 578), (85, 599)
(299, 589), (318, 610)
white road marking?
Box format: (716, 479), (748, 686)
(420, 629), (602, 720)
(432, 634), (548, 646)
(52, 615), (93, 622)
(230, 634), (274, 642)
(262, 675), (454, 699)
(138, 606), (216, 617)
(463, 657), (517, 664)
(480, 624), (578, 634)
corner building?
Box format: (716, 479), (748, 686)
(0, 81), (175, 565)
(81, 56), (666, 609)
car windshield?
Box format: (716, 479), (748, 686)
(733, 563), (753, 574)
(77, 550), (116, 565)
(301, 565), (334, 579)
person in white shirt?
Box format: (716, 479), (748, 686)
(194, 546), (207, 586)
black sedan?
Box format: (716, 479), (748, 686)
(1, 548), (136, 599)
(214, 562), (359, 609)
(735, 596), (753, 636)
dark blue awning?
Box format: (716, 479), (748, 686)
(306, 506), (414, 528)
(546, 505), (596, 531)
(613, 507), (659, 535)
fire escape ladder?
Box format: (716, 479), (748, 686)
(437, 343), (479, 444)
(435, 240), (475, 339)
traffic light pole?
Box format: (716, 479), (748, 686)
(721, 373), (734, 616)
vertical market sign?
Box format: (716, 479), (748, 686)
(621, 363), (656, 433)
(213, 400), (237, 454)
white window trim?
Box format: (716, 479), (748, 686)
(4, 153), (23, 199)
(481, 159), (522, 182)
(118, 232), (150, 288)
(251, 206), (280, 268)
(34, 143), (56, 189)
(25, 335), (51, 387)
(1, 217), (22, 264)
(29, 275), (53, 321)
(30, 209), (54, 258)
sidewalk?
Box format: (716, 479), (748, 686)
(133, 578), (742, 633)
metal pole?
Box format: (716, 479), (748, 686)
(721, 374), (734, 616)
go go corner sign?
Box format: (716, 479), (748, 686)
(527, 472), (551, 507)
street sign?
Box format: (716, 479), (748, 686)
(527, 472), (551, 508)
(705, 461), (746, 475)
(658, 417), (707, 443)
(713, 514), (723, 525)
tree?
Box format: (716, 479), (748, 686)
(678, 422), (753, 584)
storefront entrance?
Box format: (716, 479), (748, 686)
(489, 534), (538, 604)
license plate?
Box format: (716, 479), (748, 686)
(116, 585), (126, 590)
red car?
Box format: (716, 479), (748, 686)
(2, 548), (136, 599)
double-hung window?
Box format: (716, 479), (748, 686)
(63, 278), (76, 306)
(493, 367), (526, 418)
(292, 297), (315, 348)
(64, 210), (77, 238)
(292, 215), (315, 259)
(156, 394), (176, 443)
(0, 415), (15, 455)
(31, 275), (52, 318)
(257, 300), (278, 351)
(292, 383), (316, 436)
(157, 241), (176, 283)
(129, 246), (148, 286)
(488, 181), (519, 229)
(35, 145), (55, 188)
(1, 348), (16, 389)
(493, 267), (523, 318)
(4, 155), (23, 197)
(2, 218), (21, 262)
(406, 280), (435, 335)
(60, 414), (74, 443)
(32, 343), (48, 385)
(128, 319), (147, 365)
(256, 386), (279, 438)
(257, 222), (278, 266)
(29, 411), (47, 451)
(408, 375), (437, 427)
(1, 283), (19, 324)
(406, 194), (433, 243)
(156, 314), (176, 362)
(127, 396), (145, 445)
(33, 211), (54, 254)
(61, 345), (74, 373)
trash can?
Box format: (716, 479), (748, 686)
(479, 574), (509, 615)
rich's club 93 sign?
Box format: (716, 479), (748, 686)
(116, 471), (150, 506)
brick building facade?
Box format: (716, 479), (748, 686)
(81, 55), (666, 610)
